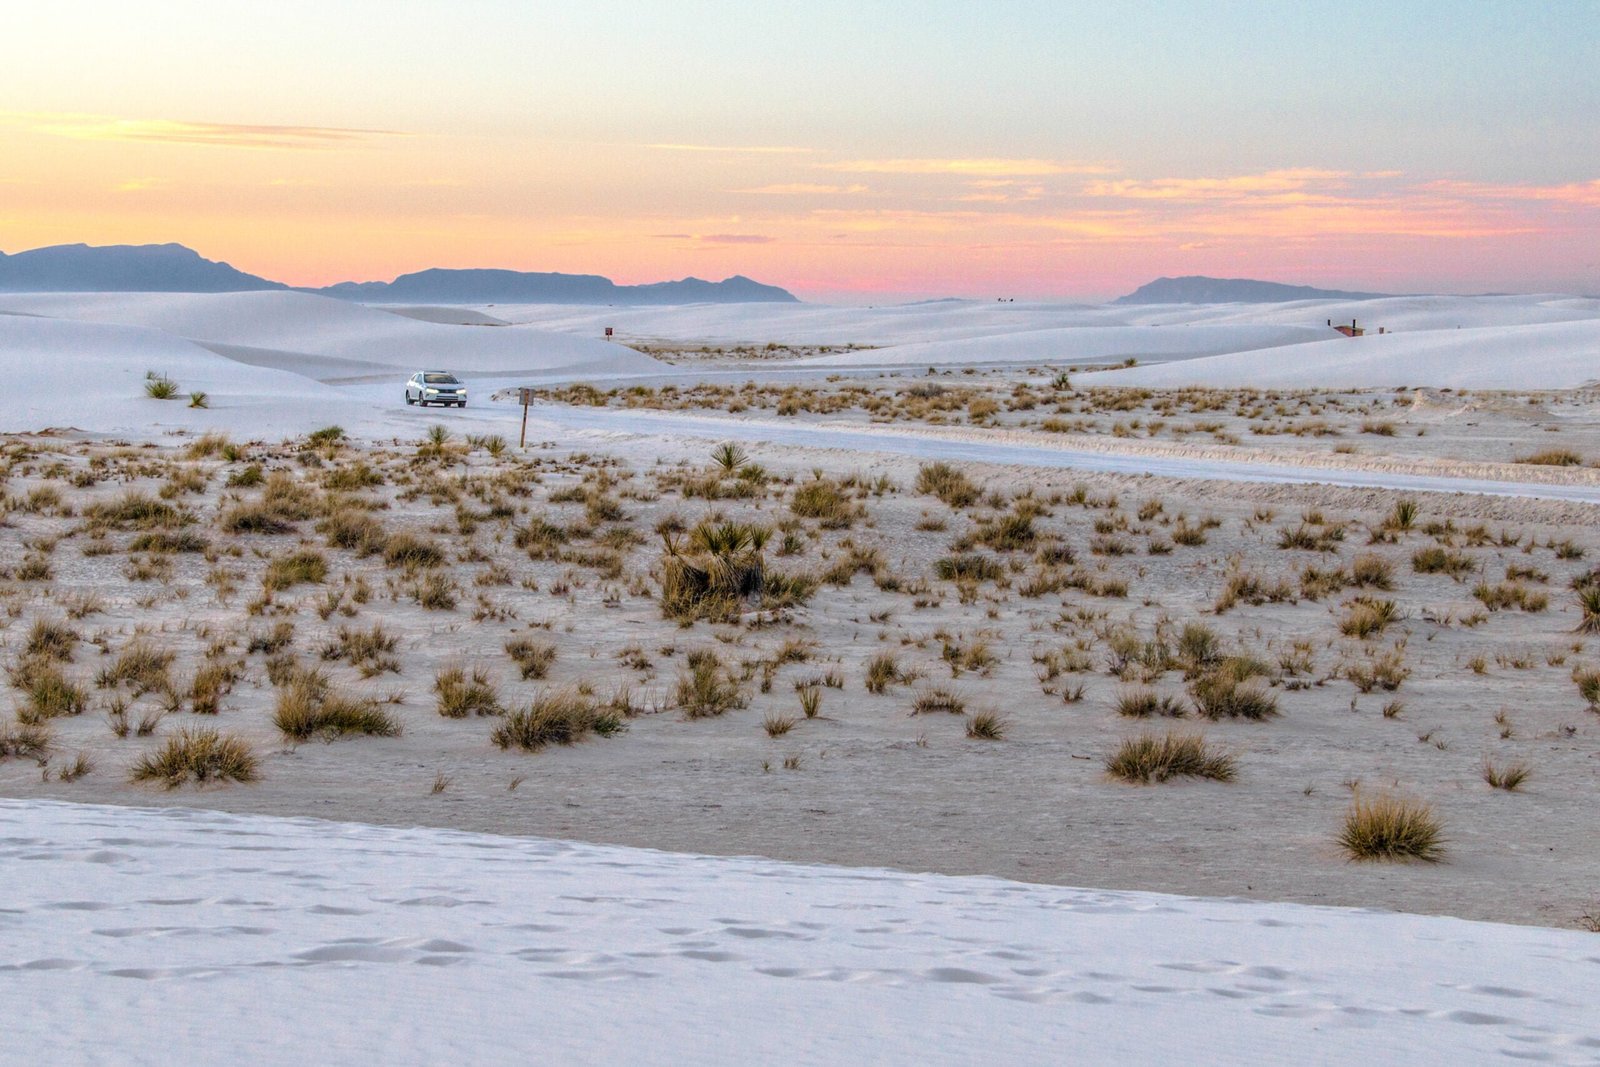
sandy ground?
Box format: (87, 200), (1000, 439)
(3, 403), (1599, 931)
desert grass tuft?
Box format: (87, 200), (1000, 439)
(1338, 794), (1444, 862)
(434, 665), (502, 718)
(673, 649), (748, 718)
(129, 728), (258, 788)
(491, 688), (626, 750)
(1481, 759), (1530, 791)
(505, 637), (558, 680)
(1105, 732), (1236, 783)
(273, 674), (400, 740)
(965, 711), (1007, 740)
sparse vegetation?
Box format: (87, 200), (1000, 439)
(130, 728), (258, 788)
(1339, 794), (1444, 862)
(1106, 732), (1236, 783)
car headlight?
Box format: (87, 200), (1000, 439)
(425, 387), (438, 394)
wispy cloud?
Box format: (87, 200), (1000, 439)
(1083, 169), (1349, 200)
(645, 143), (813, 155)
(20, 113), (406, 149)
(1421, 178), (1600, 207)
(651, 232), (776, 244)
(821, 158), (1112, 177)
(737, 183), (868, 195)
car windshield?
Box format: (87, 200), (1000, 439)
(423, 373), (459, 384)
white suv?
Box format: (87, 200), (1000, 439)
(405, 371), (467, 408)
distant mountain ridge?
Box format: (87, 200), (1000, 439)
(1116, 276), (1389, 304)
(0, 243), (287, 293)
(0, 242), (799, 304)
(318, 268), (797, 304)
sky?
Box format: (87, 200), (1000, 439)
(1, 0), (1596, 301)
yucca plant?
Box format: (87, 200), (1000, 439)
(659, 521), (771, 622)
(1575, 585), (1600, 635)
(710, 441), (748, 472)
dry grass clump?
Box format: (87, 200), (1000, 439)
(864, 651), (909, 694)
(911, 686), (966, 715)
(933, 554), (1004, 582)
(128, 530), (208, 554)
(188, 661), (241, 715)
(790, 475), (859, 528)
(129, 728), (258, 789)
(505, 637), (557, 680)
(1482, 759), (1530, 791)
(273, 672), (400, 740)
(221, 502), (292, 535)
(1114, 686), (1187, 718)
(673, 649), (748, 718)
(0, 722), (52, 761)
(1106, 732), (1236, 783)
(1213, 570), (1295, 613)
(25, 618), (80, 661)
(434, 665), (502, 718)
(1338, 794), (1444, 862)
(491, 688), (625, 750)
(1473, 581), (1547, 613)
(1349, 554), (1395, 589)
(915, 462), (979, 508)
(1346, 646), (1410, 692)
(1339, 597), (1403, 638)
(318, 508), (388, 554)
(320, 623), (400, 676)
(95, 640), (175, 696)
(84, 492), (187, 532)
(247, 621), (296, 655)
(763, 713), (798, 737)
(1411, 546), (1476, 578)
(1515, 448), (1584, 467)
(383, 531), (447, 569)
(1573, 666), (1600, 707)
(1189, 659), (1278, 720)
(10, 657), (88, 723)
(965, 711), (1007, 739)
(262, 549), (328, 592)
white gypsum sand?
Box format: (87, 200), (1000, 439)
(4, 799), (1598, 1067)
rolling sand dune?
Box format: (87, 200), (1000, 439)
(1087, 318), (1600, 390)
(0, 312), (353, 435)
(800, 323), (1327, 367)
(0, 291), (663, 383)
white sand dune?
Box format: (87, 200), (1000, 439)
(0, 291), (661, 383)
(379, 304), (513, 327)
(1116, 294), (1600, 332)
(1087, 318), (1600, 390)
(801, 323), (1327, 367)
(0, 312), (354, 436)
(492, 299), (1132, 346)
(7, 800), (1597, 1067)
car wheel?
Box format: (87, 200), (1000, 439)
(405, 393), (414, 405)
(458, 402), (466, 408)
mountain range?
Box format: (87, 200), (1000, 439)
(1114, 276), (1389, 304)
(0, 243), (798, 304)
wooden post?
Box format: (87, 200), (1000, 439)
(518, 388), (532, 449)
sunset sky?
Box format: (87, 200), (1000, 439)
(3, 1), (1596, 301)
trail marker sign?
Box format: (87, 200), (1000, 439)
(518, 387), (534, 448)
